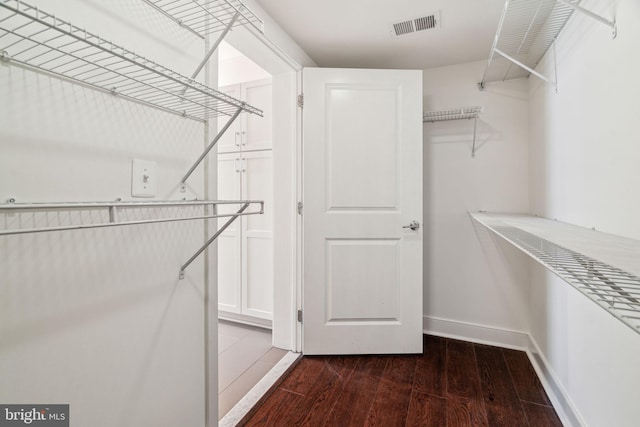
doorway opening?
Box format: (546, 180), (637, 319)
(216, 40), (274, 329)
(215, 38), (299, 421)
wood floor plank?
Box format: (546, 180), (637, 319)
(446, 398), (472, 427)
(414, 334), (446, 397)
(474, 344), (528, 426)
(288, 356), (359, 426)
(278, 356), (326, 395)
(521, 401), (563, 427)
(502, 348), (552, 406)
(324, 356), (387, 426)
(446, 339), (489, 427)
(245, 336), (560, 427)
(406, 390), (448, 427)
(366, 356), (416, 427)
(242, 388), (305, 426)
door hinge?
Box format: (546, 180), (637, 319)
(297, 94), (304, 108)
(297, 201), (303, 215)
(297, 309), (303, 323)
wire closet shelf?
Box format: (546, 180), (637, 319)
(0, 199), (264, 236)
(141, 0), (264, 39)
(423, 106), (483, 122)
(470, 212), (640, 335)
(423, 106), (483, 158)
(0, 0), (263, 121)
(0, 199), (264, 278)
(479, 0), (616, 89)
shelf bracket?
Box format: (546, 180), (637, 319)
(493, 48), (557, 89)
(471, 116), (478, 158)
(423, 106), (483, 158)
(180, 104), (244, 191)
(180, 11), (241, 97)
(556, 0), (617, 38)
(179, 202), (252, 279)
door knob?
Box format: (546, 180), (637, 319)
(402, 221), (420, 231)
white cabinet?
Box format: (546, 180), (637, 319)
(217, 78), (272, 153)
(217, 78), (273, 324)
(218, 151), (273, 321)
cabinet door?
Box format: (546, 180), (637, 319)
(240, 79), (272, 152)
(217, 84), (242, 154)
(241, 150), (273, 319)
(217, 153), (242, 313)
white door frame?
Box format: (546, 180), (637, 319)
(223, 28), (304, 353)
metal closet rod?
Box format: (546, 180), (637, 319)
(0, 199), (264, 236)
(0, 199), (258, 210)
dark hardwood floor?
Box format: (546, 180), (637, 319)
(240, 335), (563, 427)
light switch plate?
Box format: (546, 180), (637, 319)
(131, 159), (156, 198)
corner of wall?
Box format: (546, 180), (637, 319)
(423, 315), (529, 350)
(423, 315), (584, 426)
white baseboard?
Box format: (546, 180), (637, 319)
(526, 336), (584, 427)
(218, 311), (272, 329)
(423, 315), (582, 426)
(423, 315), (529, 350)
(219, 351), (301, 427)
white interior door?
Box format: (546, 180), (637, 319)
(302, 67), (423, 355)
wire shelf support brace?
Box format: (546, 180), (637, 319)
(423, 106), (484, 158)
(180, 104), (243, 191)
(178, 201), (252, 279)
(478, 0), (616, 91)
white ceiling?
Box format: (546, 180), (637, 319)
(254, 0), (506, 70)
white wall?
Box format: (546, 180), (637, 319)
(219, 42), (271, 87)
(528, 0), (640, 425)
(232, 0), (316, 70)
(0, 1), (212, 425)
(422, 61), (531, 345)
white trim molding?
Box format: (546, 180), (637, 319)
(423, 315), (529, 350)
(219, 351), (301, 427)
(526, 336), (585, 427)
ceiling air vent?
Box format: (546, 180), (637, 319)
(393, 20), (415, 36)
(390, 12), (440, 37)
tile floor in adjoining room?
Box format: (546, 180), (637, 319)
(218, 320), (288, 420)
